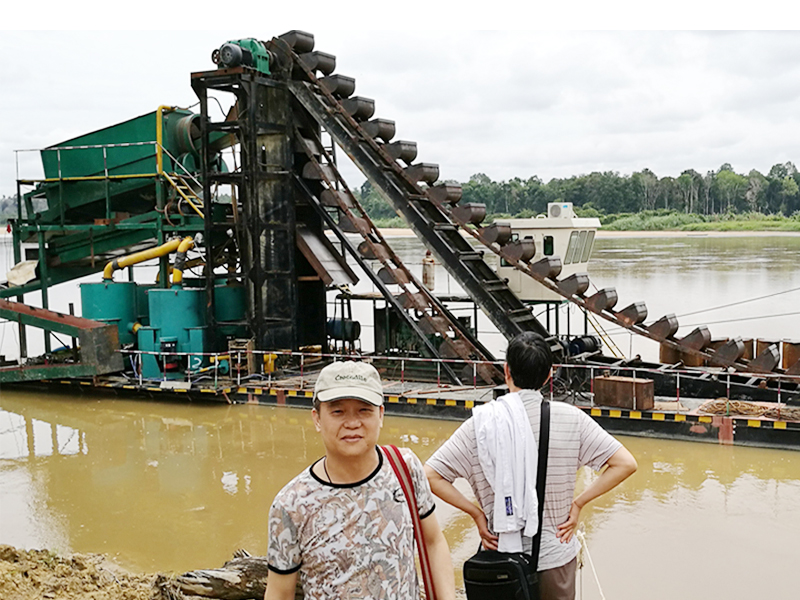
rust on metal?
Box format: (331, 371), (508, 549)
(279, 30), (315, 53)
(747, 344), (780, 373)
(404, 163), (440, 184)
(319, 74), (355, 98)
(341, 96), (375, 121)
(557, 273), (590, 297)
(480, 222), (512, 246)
(593, 375), (655, 410)
(615, 301), (648, 326)
(299, 51), (336, 75)
(708, 338), (746, 367)
(451, 203), (486, 225)
(427, 183), (462, 204)
(585, 288), (619, 313)
(361, 118), (396, 142)
(501, 237), (536, 262)
(383, 140), (418, 164)
(648, 314), (679, 339)
(529, 257), (563, 280)
(681, 326), (712, 351)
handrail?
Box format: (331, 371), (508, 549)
(160, 145), (205, 190)
(162, 173), (205, 219)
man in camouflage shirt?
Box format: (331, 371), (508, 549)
(265, 361), (456, 600)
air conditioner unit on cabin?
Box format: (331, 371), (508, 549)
(547, 202), (575, 219)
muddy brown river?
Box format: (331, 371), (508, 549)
(2, 389), (800, 600)
(2, 234), (800, 598)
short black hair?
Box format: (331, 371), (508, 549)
(506, 332), (553, 390)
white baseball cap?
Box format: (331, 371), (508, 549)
(314, 361), (384, 406)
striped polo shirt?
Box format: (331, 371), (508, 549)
(426, 389), (622, 571)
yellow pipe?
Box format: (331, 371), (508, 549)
(170, 237), (195, 286)
(156, 105), (176, 176)
(155, 258), (205, 284)
(102, 238), (184, 281)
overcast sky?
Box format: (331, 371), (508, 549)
(3, 25), (800, 197)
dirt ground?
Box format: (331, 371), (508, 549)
(0, 544), (467, 599)
(0, 545), (180, 600)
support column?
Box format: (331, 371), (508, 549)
(36, 229), (51, 354)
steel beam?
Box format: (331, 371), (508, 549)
(289, 81), (551, 342)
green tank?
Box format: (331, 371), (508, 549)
(80, 281), (138, 345)
(214, 284), (247, 338)
(137, 287), (207, 379)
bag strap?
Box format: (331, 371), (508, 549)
(382, 445), (438, 600)
(530, 400), (551, 572)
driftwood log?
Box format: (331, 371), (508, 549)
(165, 550), (302, 600)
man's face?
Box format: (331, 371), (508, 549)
(312, 398), (384, 459)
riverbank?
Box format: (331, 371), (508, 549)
(0, 545), (159, 600)
(0, 544), (465, 599)
(377, 227), (800, 238)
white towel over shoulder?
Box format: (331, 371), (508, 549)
(473, 391), (539, 553)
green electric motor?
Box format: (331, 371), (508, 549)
(212, 39), (272, 75)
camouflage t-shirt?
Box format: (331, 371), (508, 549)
(267, 446), (435, 600)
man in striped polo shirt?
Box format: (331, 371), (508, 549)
(425, 332), (637, 600)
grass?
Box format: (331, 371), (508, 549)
(371, 210), (800, 232)
(594, 210), (800, 232)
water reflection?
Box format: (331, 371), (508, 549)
(338, 234), (800, 361)
(0, 391), (461, 573)
(588, 236), (800, 361)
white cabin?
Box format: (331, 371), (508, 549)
(493, 203), (601, 302)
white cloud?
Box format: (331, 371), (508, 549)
(3, 30), (800, 196)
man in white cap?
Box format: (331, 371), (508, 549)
(265, 360), (456, 600)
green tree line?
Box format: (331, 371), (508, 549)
(355, 162), (800, 221)
(0, 195), (20, 222)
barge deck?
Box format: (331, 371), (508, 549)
(9, 369), (800, 451)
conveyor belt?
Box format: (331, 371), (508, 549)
(267, 31), (799, 380)
(292, 127), (501, 385)
(269, 37), (561, 362)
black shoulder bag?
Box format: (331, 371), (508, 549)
(463, 400), (550, 600)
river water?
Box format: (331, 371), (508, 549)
(2, 233), (800, 599)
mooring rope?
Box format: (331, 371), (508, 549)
(698, 398), (800, 421)
(576, 528), (606, 600)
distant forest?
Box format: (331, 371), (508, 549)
(0, 195), (18, 222)
(5, 161), (800, 228)
(356, 162), (800, 223)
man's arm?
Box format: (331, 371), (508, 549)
(264, 570), (298, 600)
(424, 464), (499, 550)
(420, 511), (457, 600)
(556, 446), (637, 543)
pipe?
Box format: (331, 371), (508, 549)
(155, 257), (205, 284)
(156, 105), (177, 175)
(170, 237), (195, 286)
(102, 238), (184, 281)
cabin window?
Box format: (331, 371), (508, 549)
(564, 231), (580, 264)
(580, 230), (596, 263)
(544, 236), (554, 256)
(575, 230), (588, 263)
